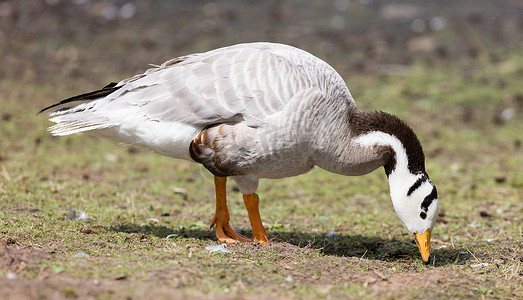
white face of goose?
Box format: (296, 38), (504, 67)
(353, 130), (438, 262)
(389, 171), (439, 263)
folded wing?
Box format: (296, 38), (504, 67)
(42, 43), (348, 136)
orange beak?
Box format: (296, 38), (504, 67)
(413, 230), (431, 263)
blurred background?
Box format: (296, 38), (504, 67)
(1, 0), (521, 85)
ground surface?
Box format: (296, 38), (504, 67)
(1, 1), (522, 299)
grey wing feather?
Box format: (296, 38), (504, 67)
(47, 43), (353, 132)
(105, 43), (346, 127)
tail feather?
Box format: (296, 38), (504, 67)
(48, 114), (118, 136)
(40, 82), (124, 136)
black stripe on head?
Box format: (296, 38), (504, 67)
(407, 173), (428, 196)
(421, 185), (438, 211)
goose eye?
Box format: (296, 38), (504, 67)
(419, 211), (427, 219)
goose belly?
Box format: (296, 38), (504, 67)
(247, 154), (315, 179)
(198, 121), (316, 179)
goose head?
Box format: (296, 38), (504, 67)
(350, 111), (439, 263)
(389, 171), (439, 263)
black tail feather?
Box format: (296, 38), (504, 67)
(37, 82), (121, 115)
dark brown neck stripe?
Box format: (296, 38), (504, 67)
(350, 109), (426, 176)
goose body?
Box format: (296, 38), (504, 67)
(41, 42), (439, 262)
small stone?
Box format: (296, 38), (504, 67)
(205, 244), (230, 253)
(173, 187), (187, 194)
(471, 263), (489, 268)
(74, 252), (89, 258)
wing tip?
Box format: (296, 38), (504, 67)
(37, 82), (120, 116)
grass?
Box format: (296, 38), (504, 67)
(1, 49), (522, 299)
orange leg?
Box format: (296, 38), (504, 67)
(242, 193), (269, 243)
(210, 176), (251, 243)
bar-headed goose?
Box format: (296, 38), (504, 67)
(40, 42), (439, 263)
